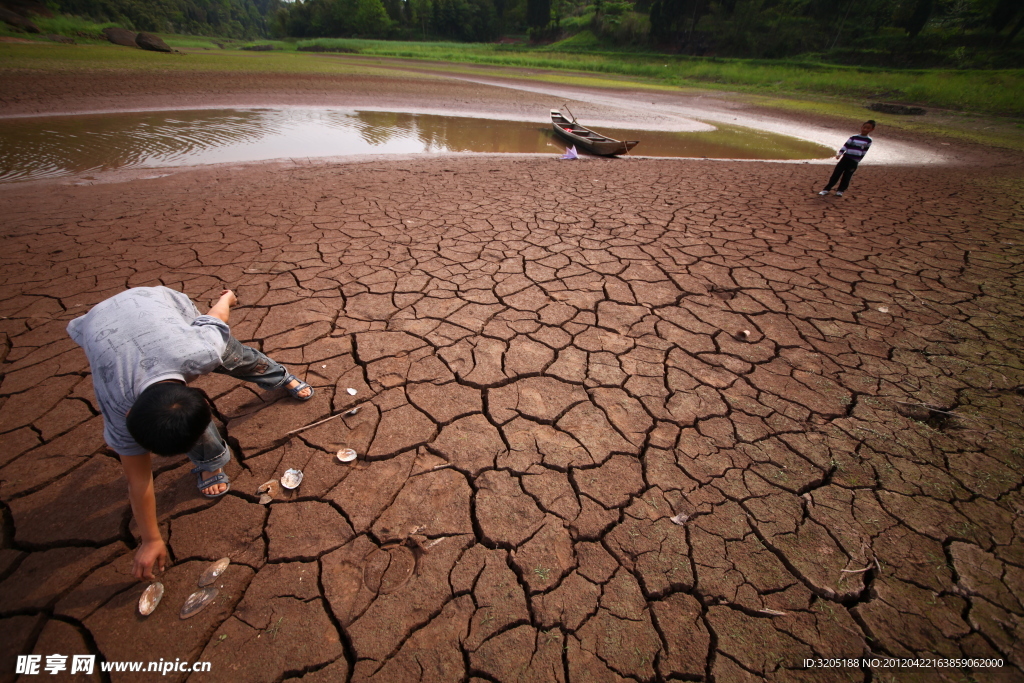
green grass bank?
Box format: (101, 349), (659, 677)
(3, 25), (1024, 119)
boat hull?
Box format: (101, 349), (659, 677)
(551, 111), (638, 156)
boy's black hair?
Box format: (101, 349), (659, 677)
(127, 382), (212, 456)
(865, 120), (876, 127)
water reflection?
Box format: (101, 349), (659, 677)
(1, 110), (282, 182)
(0, 109), (832, 182)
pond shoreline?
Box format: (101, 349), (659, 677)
(4, 53), (1018, 169)
(1, 107), (843, 183)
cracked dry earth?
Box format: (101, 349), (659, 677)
(0, 155), (1022, 683)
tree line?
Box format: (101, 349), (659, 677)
(273, 0), (1023, 63)
(47, 0), (1023, 63)
(270, 0), (506, 41)
(645, 0), (1024, 61)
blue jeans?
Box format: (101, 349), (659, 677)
(187, 337), (289, 472)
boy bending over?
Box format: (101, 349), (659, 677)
(67, 286), (313, 579)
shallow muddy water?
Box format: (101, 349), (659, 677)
(0, 109), (833, 182)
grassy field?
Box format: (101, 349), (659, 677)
(3, 18), (1024, 119)
(269, 37), (1024, 118)
(0, 43), (407, 77)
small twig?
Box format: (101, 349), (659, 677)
(284, 404), (361, 436)
(759, 609), (787, 616)
(841, 566), (872, 574)
(891, 400), (983, 423)
(265, 616), (283, 640)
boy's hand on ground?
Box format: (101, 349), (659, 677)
(133, 538), (169, 581)
(219, 289), (238, 308)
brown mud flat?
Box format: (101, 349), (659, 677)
(0, 67), (579, 121)
(0, 64), (1023, 682)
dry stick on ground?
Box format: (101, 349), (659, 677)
(891, 399), (1001, 439)
(891, 400), (977, 420)
(284, 403), (363, 436)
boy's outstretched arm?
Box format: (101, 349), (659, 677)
(120, 452), (169, 581)
(207, 289), (237, 324)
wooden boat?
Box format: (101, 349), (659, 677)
(551, 110), (639, 156)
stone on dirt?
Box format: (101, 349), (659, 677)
(101, 26), (136, 47)
(135, 31), (172, 52)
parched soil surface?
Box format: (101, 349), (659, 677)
(1, 63), (1023, 683)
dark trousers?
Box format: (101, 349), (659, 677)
(824, 156), (859, 192)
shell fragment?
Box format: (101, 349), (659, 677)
(346, 388), (357, 395)
(138, 582), (164, 616)
(198, 558), (230, 587)
(336, 448), (358, 463)
(280, 468), (303, 489)
(257, 480), (279, 505)
(180, 587), (218, 620)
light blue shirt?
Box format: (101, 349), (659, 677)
(67, 286), (230, 455)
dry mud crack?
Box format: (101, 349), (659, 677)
(0, 155), (1022, 683)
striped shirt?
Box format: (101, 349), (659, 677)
(839, 134), (872, 161)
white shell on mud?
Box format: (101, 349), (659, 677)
(259, 493), (273, 505)
(669, 513), (689, 526)
(280, 468), (303, 489)
(336, 448), (358, 463)
(346, 407), (359, 416)
(180, 587), (218, 620)
(346, 387), (357, 395)
(138, 582), (164, 616)
(198, 558), (230, 587)
(877, 306), (889, 313)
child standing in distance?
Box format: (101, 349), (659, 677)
(818, 120), (875, 197)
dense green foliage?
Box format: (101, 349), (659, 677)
(269, 0), (502, 41)
(9, 0), (1021, 66)
(643, 0), (1024, 64)
(46, 0), (277, 38)
(265, 0), (1023, 66)
(272, 0), (392, 37)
